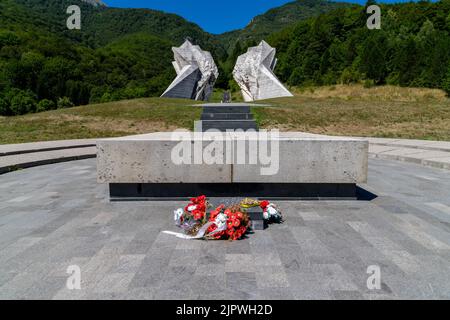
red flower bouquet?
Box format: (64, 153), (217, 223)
(206, 204), (250, 241)
(172, 196), (251, 240)
(168, 196), (281, 240)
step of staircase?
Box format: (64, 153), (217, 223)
(199, 104), (259, 132)
(201, 113), (254, 120)
(201, 120), (258, 131)
(202, 106), (251, 114)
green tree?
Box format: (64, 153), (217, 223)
(358, 31), (389, 84)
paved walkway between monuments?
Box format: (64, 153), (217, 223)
(0, 158), (450, 299)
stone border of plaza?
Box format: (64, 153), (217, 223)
(363, 137), (450, 170)
(0, 139), (96, 174)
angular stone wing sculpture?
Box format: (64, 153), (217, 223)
(233, 40), (293, 102)
(161, 40), (219, 101)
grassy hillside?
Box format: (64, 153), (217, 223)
(254, 85), (450, 140)
(0, 98), (201, 144)
(1, 86), (449, 144)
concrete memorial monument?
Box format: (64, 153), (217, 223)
(97, 131), (368, 200)
(161, 40), (219, 101)
(233, 40), (293, 102)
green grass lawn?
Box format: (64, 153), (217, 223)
(0, 98), (202, 144)
(255, 85), (450, 141)
(1, 85), (449, 144)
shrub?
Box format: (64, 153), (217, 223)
(36, 99), (56, 112)
(340, 68), (360, 85)
(364, 79), (375, 89)
(9, 90), (36, 115)
(386, 72), (400, 86)
(99, 92), (113, 103)
(442, 76), (450, 96)
(57, 97), (74, 109)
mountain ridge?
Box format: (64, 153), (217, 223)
(81, 0), (107, 7)
(217, 0), (354, 48)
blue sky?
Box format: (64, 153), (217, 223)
(105, 1), (425, 34)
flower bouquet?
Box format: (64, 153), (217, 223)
(165, 196), (281, 240)
(240, 198), (283, 222)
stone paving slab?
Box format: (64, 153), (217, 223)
(0, 158), (450, 299)
(363, 137), (450, 152)
(365, 138), (450, 170)
(370, 147), (450, 170)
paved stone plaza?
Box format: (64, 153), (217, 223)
(0, 158), (450, 299)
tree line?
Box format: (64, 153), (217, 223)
(267, 0), (450, 93)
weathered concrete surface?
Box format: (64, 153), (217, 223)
(233, 133), (368, 183)
(97, 132), (368, 184)
(233, 41), (293, 102)
(97, 133), (231, 183)
(161, 40), (219, 101)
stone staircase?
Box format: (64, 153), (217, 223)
(200, 104), (259, 132)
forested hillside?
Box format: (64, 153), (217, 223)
(0, 0), (224, 116)
(268, 0), (450, 93)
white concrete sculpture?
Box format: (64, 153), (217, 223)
(233, 40), (293, 102)
(161, 40), (219, 101)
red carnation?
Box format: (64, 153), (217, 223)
(260, 200), (270, 209)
